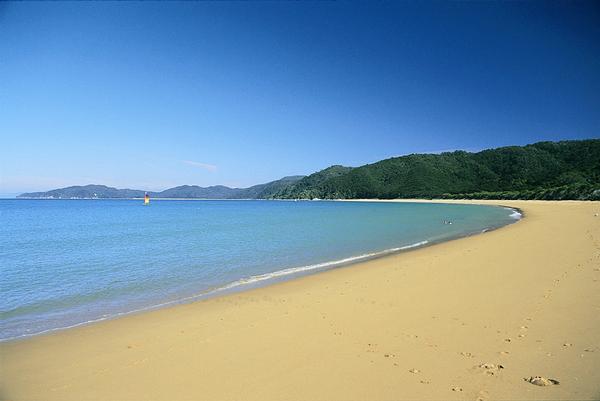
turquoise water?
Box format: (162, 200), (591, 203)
(0, 199), (520, 340)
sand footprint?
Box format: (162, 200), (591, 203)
(475, 363), (504, 376)
(524, 376), (559, 386)
(476, 389), (490, 401)
(366, 343), (378, 353)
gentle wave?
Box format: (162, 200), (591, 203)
(0, 240), (429, 342)
(503, 207), (522, 219)
(218, 240), (430, 290)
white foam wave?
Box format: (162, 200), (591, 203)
(0, 240), (430, 342)
(218, 240), (430, 291)
(502, 207), (522, 219)
(509, 211), (522, 219)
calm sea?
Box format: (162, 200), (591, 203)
(0, 199), (520, 340)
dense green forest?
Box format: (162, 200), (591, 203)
(19, 140), (599, 201)
(271, 139), (600, 200)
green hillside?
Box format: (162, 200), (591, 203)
(240, 176), (305, 199)
(18, 140), (599, 201)
(273, 166), (353, 199)
(271, 139), (600, 200)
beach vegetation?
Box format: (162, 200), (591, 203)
(271, 139), (600, 200)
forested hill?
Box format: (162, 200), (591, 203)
(17, 176), (304, 199)
(17, 140), (599, 201)
(271, 139), (600, 200)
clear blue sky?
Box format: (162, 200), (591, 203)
(1, 1), (599, 195)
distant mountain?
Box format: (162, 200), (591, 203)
(235, 176), (306, 199)
(18, 176), (304, 200)
(152, 185), (239, 199)
(271, 165), (354, 199)
(17, 140), (600, 201)
(18, 185), (146, 199)
(269, 139), (600, 200)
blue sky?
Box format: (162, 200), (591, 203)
(1, 1), (599, 195)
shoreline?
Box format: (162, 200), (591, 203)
(0, 202), (521, 344)
(1, 200), (598, 400)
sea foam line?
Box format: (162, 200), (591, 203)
(218, 240), (429, 291)
(0, 240), (429, 342)
(503, 207), (523, 219)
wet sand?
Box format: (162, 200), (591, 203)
(1, 200), (599, 401)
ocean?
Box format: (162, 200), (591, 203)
(0, 199), (520, 340)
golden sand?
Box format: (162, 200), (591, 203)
(1, 200), (599, 401)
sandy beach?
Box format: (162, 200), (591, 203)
(1, 200), (599, 401)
